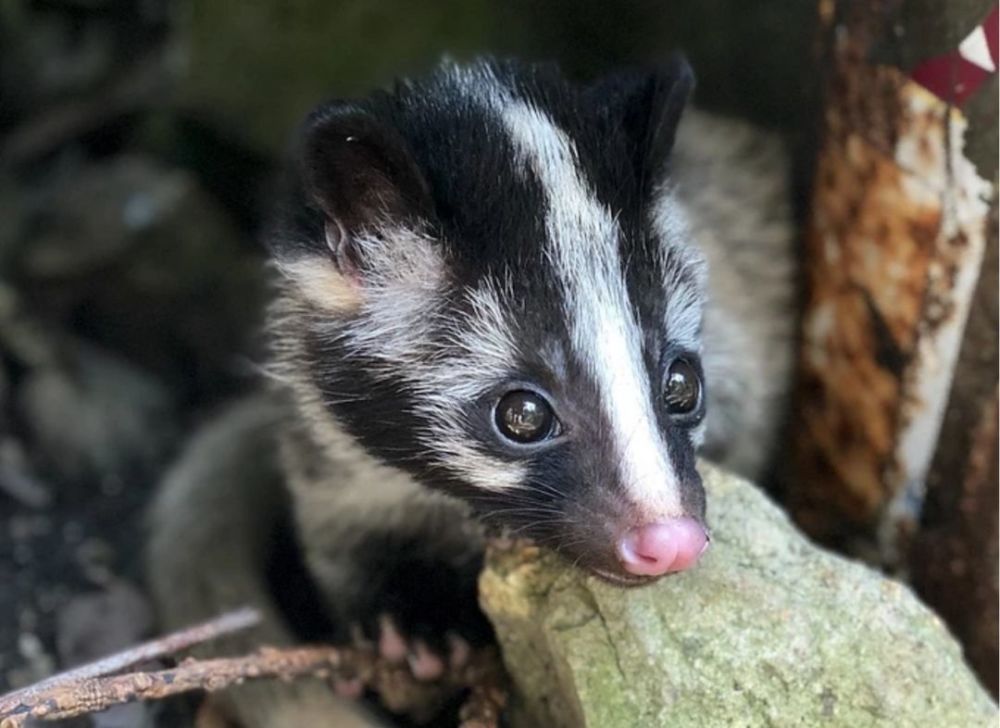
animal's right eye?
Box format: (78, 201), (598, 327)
(663, 358), (702, 417)
(494, 390), (558, 444)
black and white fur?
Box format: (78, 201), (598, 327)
(148, 57), (794, 727)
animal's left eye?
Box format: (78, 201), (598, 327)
(663, 359), (702, 416)
(494, 390), (558, 444)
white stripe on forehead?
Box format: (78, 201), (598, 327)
(445, 60), (705, 354)
(499, 100), (683, 515)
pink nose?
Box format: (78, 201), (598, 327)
(617, 518), (708, 576)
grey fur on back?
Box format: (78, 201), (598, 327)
(675, 110), (796, 477)
(146, 396), (386, 727)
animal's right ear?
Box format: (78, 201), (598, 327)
(299, 104), (434, 277)
(589, 55), (695, 188)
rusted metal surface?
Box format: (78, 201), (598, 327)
(907, 1), (999, 698)
(789, 2), (994, 557)
(913, 389), (999, 696)
(912, 196), (999, 696)
(791, 0), (999, 693)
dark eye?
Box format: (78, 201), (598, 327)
(495, 390), (557, 444)
(663, 359), (702, 416)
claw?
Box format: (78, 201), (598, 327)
(332, 676), (365, 699)
(447, 633), (471, 670)
(377, 615), (408, 663)
(408, 640), (445, 680)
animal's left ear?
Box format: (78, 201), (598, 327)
(274, 103), (441, 313)
(590, 54), (695, 184)
(301, 106), (433, 233)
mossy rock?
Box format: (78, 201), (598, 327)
(480, 462), (997, 727)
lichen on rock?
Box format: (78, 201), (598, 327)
(479, 462), (998, 727)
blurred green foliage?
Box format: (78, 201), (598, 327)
(181, 0), (818, 152)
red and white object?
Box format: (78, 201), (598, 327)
(911, 6), (998, 104)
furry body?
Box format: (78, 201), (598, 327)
(148, 58), (794, 726)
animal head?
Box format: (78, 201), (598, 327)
(270, 57), (710, 585)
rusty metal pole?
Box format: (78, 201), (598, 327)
(908, 0), (999, 691)
(789, 0), (997, 693)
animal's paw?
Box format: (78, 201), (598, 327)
(331, 534), (493, 689)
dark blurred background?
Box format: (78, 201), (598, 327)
(0, 0), (822, 711)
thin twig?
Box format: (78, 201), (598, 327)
(0, 607), (260, 718)
(0, 646), (345, 728)
(0, 643), (506, 728)
(0, 607), (507, 728)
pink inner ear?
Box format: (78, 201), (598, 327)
(323, 217), (348, 260)
(324, 219), (363, 285)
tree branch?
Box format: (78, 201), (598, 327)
(0, 608), (506, 728)
(13, 607), (261, 695)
